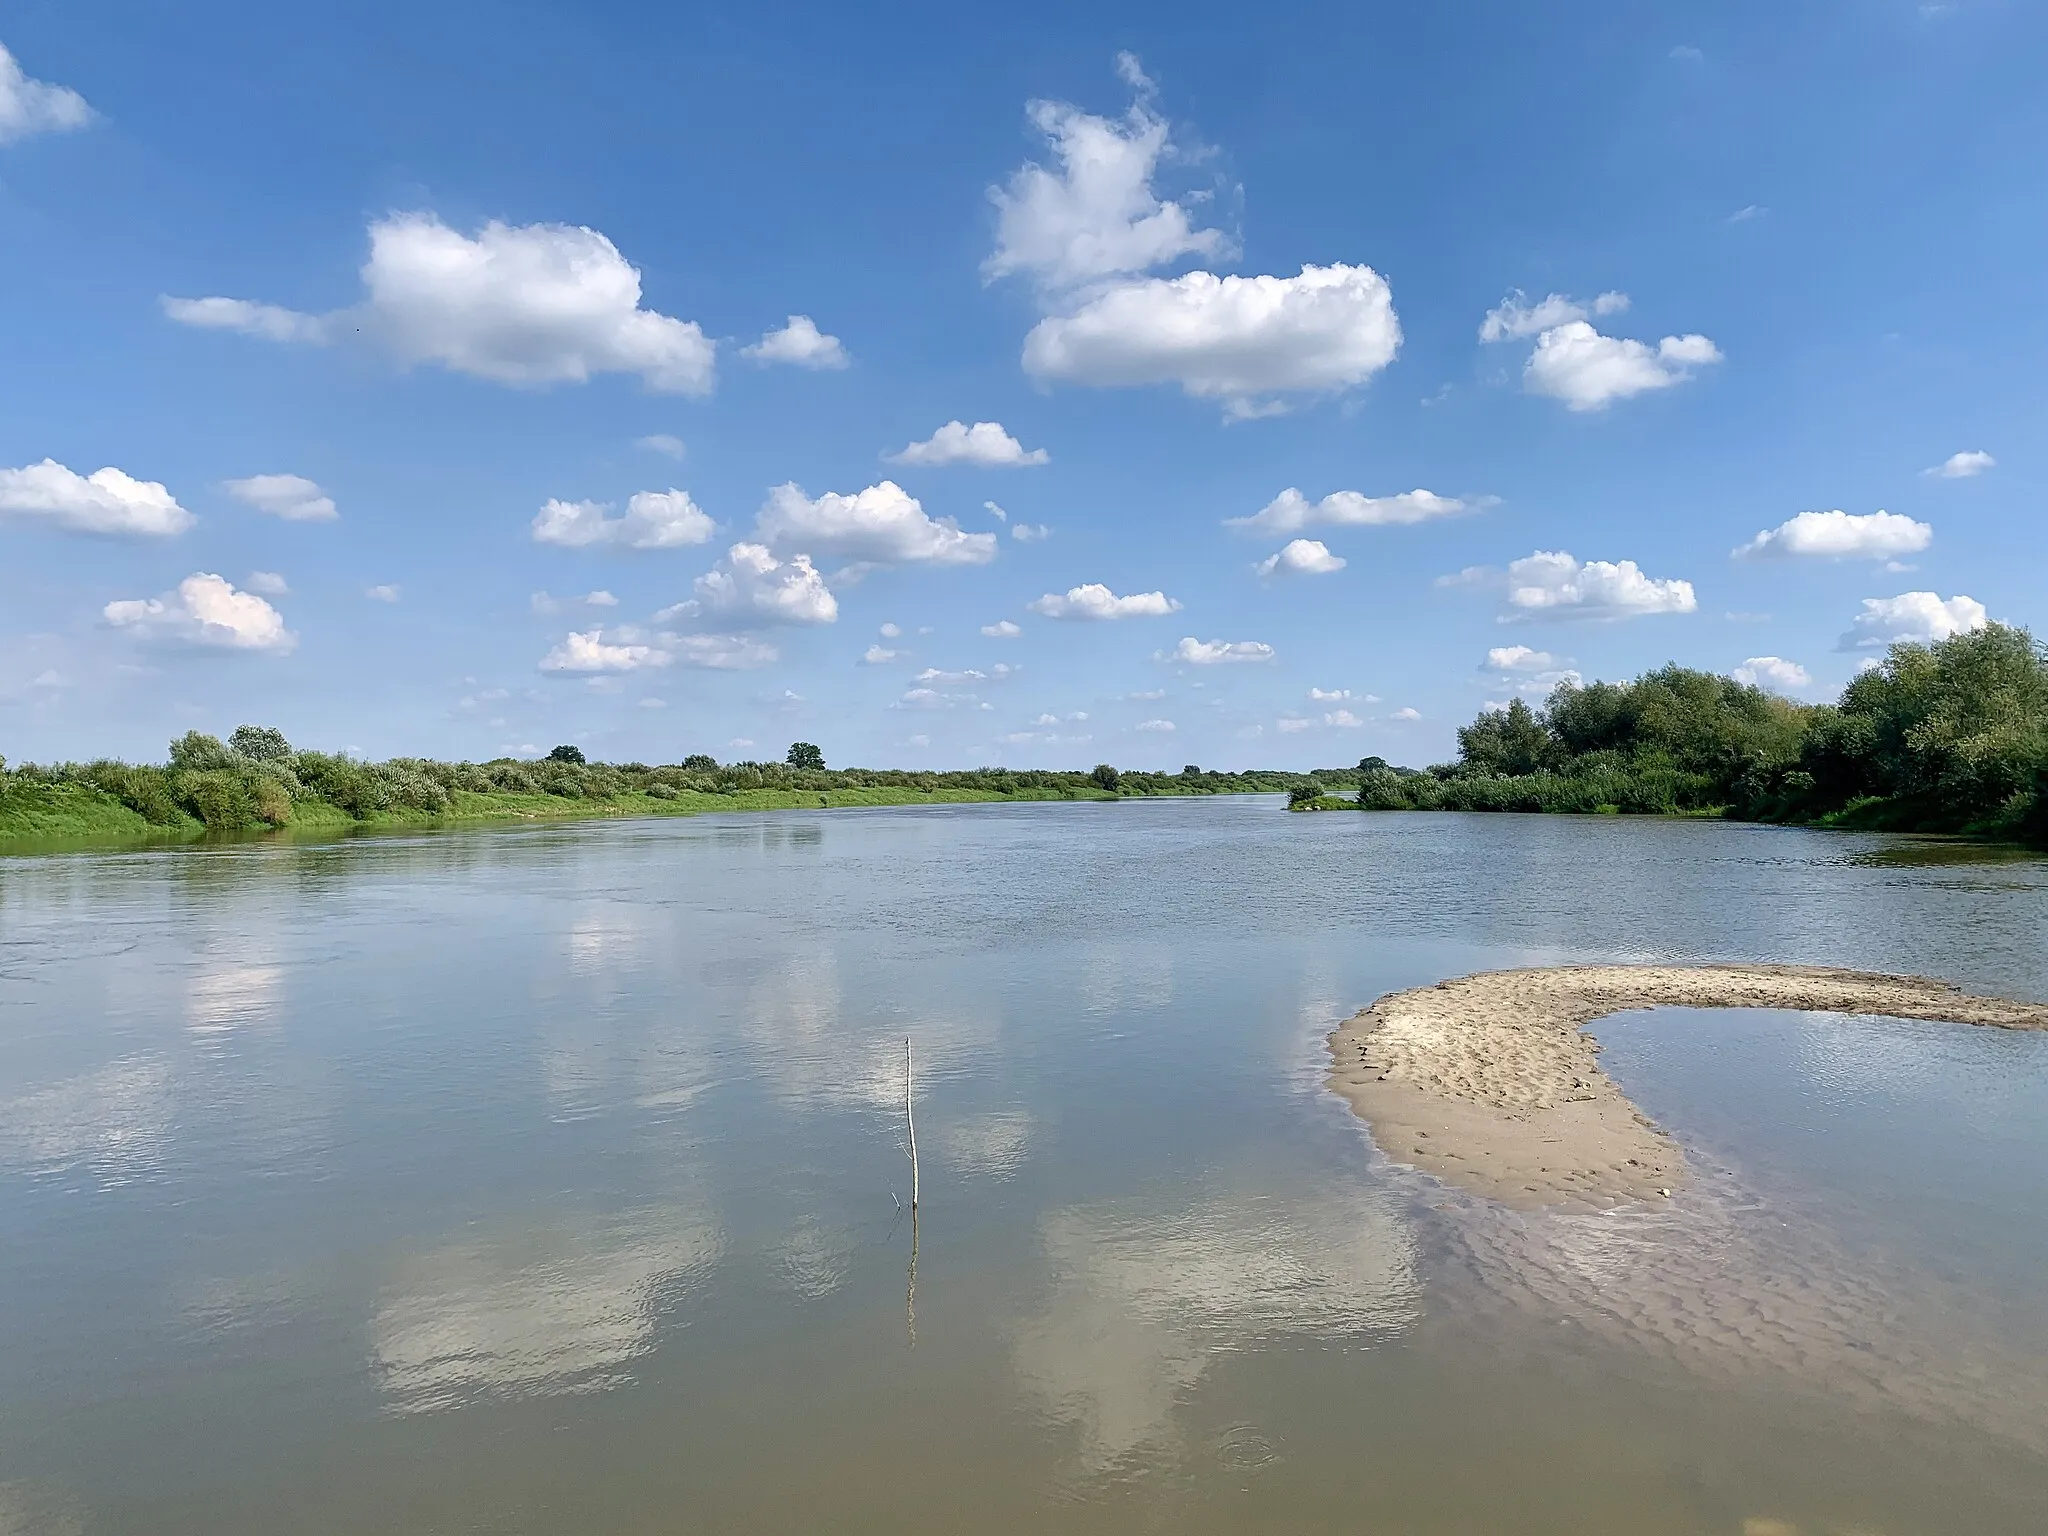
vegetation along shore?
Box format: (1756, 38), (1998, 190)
(1295, 625), (2048, 849)
(0, 729), (1357, 851)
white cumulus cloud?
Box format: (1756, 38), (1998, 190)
(166, 213), (716, 393)
(1923, 449), (1994, 479)
(0, 41), (93, 143)
(224, 473), (337, 522)
(741, 315), (848, 369)
(1522, 320), (1721, 410)
(888, 420), (1048, 468)
(1462, 550), (1697, 620)
(531, 489), (714, 550)
(1392, 706), (1421, 721)
(1159, 636), (1274, 665)
(1022, 263), (1401, 411)
(1254, 538), (1345, 577)
(0, 458), (192, 536)
(1323, 709), (1365, 728)
(984, 57), (1230, 293)
(1732, 656), (1812, 692)
(539, 630), (668, 673)
(635, 433), (686, 459)
(245, 571), (289, 596)
(662, 543), (838, 628)
(1839, 592), (1987, 650)
(1734, 509), (1931, 561)
(755, 481), (996, 567)
(1484, 645), (1560, 672)
(1028, 583), (1180, 620)
(861, 644), (902, 664)
(1136, 718), (1176, 732)
(1478, 289), (1629, 342)
(103, 573), (294, 651)
(1012, 522), (1052, 542)
(982, 620), (1023, 637)
(1226, 486), (1467, 534)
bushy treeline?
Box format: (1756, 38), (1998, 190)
(1351, 625), (2048, 845)
(0, 726), (1346, 836)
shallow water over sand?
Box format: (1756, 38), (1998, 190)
(2, 800), (2046, 1534)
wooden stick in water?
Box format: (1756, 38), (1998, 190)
(905, 1036), (921, 1210)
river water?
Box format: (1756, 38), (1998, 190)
(3, 799), (2046, 1534)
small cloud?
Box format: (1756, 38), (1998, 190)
(984, 500), (1007, 521)
(1228, 486), (1468, 535)
(1127, 688), (1166, 701)
(1727, 205), (1767, 223)
(1735, 509), (1931, 561)
(532, 489), (714, 550)
(1323, 709), (1364, 728)
(1392, 706), (1421, 721)
(879, 622), (902, 638)
(530, 589), (619, 615)
(1276, 716), (1313, 734)
(1923, 449), (1994, 480)
(741, 315), (849, 369)
(224, 472), (337, 521)
(0, 41), (96, 144)
(1478, 289), (1629, 343)
(0, 458), (192, 537)
(1254, 538), (1345, 577)
(1011, 522), (1052, 542)
(729, 738), (755, 750)
(1028, 583), (1180, 620)
(1450, 550), (1697, 621)
(1483, 645), (1561, 673)
(637, 697), (668, 709)
(861, 644), (902, 664)
(1158, 636), (1275, 666)
(635, 433), (686, 459)
(1136, 718), (1176, 732)
(366, 584), (402, 603)
(244, 570), (289, 596)
(1732, 656), (1811, 693)
(1670, 44), (1704, 61)
(888, 420), (1048, 468)
(103, 573), (295, 652)
(1838, 591), (1987, 650)
(981, 620), (1023, 638)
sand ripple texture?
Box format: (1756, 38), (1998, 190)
(1326, 964), (2048, 1208)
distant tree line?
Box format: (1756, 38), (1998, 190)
(1347, 625), (2048, 847)
(0, 728), (1357, 836)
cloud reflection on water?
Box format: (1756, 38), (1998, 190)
(1015, 1181), (1420, 1470)
(370, 1203), (723, 1415)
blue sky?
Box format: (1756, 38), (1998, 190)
(1, 1), (2040, 769)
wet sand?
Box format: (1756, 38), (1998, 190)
(1326, 964), (2048, 1208)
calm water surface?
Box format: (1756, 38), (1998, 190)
(3, 799), (2047, 1534)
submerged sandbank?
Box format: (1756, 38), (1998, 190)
(1326, 964), (2048, 1208)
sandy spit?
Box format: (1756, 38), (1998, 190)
(1326, 964), (2048, 1208)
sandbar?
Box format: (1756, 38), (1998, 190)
(1326, 964), (2048, 1208)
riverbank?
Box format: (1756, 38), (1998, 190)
(0, 780), (1155, 855)
(1326, 964), (2048, 1209)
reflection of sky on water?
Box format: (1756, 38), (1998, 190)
(1016, 1181), (1420, 1470)
(371, 1202), (724, 1416)
(0, 1054), (174, 1185)
(185, 962), (285, 1040)
(4, 807), (2048, 1532)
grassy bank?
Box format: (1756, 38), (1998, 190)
(1, 735), (1347, 854)
(1292, 625), (2048, 850)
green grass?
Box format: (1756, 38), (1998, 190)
(0, 779), (1137, 855)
